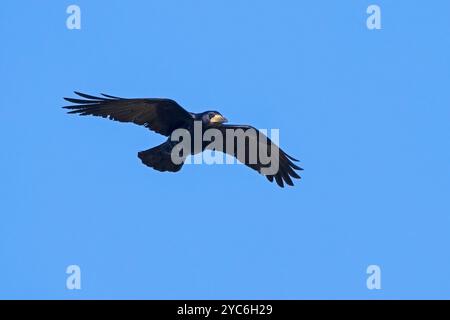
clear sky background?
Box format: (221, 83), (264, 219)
(1, 1), (449, 299)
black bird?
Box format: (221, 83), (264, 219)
(63, 92), (302, 187)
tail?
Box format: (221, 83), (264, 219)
(138, 141), (184, 172)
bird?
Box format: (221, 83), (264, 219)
(63, 92), (303, 187)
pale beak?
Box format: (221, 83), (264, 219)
(210, 114), (228, 124)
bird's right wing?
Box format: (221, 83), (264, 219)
(63, 92), (193, 136)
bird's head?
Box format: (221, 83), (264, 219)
(201, 111), (228, 126)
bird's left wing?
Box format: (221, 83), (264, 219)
(63, 92), (193, 136)
(211, 124), (302, 187)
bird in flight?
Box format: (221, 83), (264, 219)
(63, 92), (302, 187)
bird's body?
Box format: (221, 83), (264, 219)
(64, 92), (302, 187)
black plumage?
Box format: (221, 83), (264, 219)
(64, 92), (303, 187)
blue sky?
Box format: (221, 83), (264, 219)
(1, 1), (449, 299)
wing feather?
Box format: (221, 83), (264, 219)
(212, 124), (302, 187)
(63, 92), (193, 136)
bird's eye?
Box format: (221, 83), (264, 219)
(209, 113), (215, 119)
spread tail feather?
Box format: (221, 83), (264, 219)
(138, 141), (184, 172)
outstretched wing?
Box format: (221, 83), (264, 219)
(63, 92), (193, 136)
(211, 124), (302, 187)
